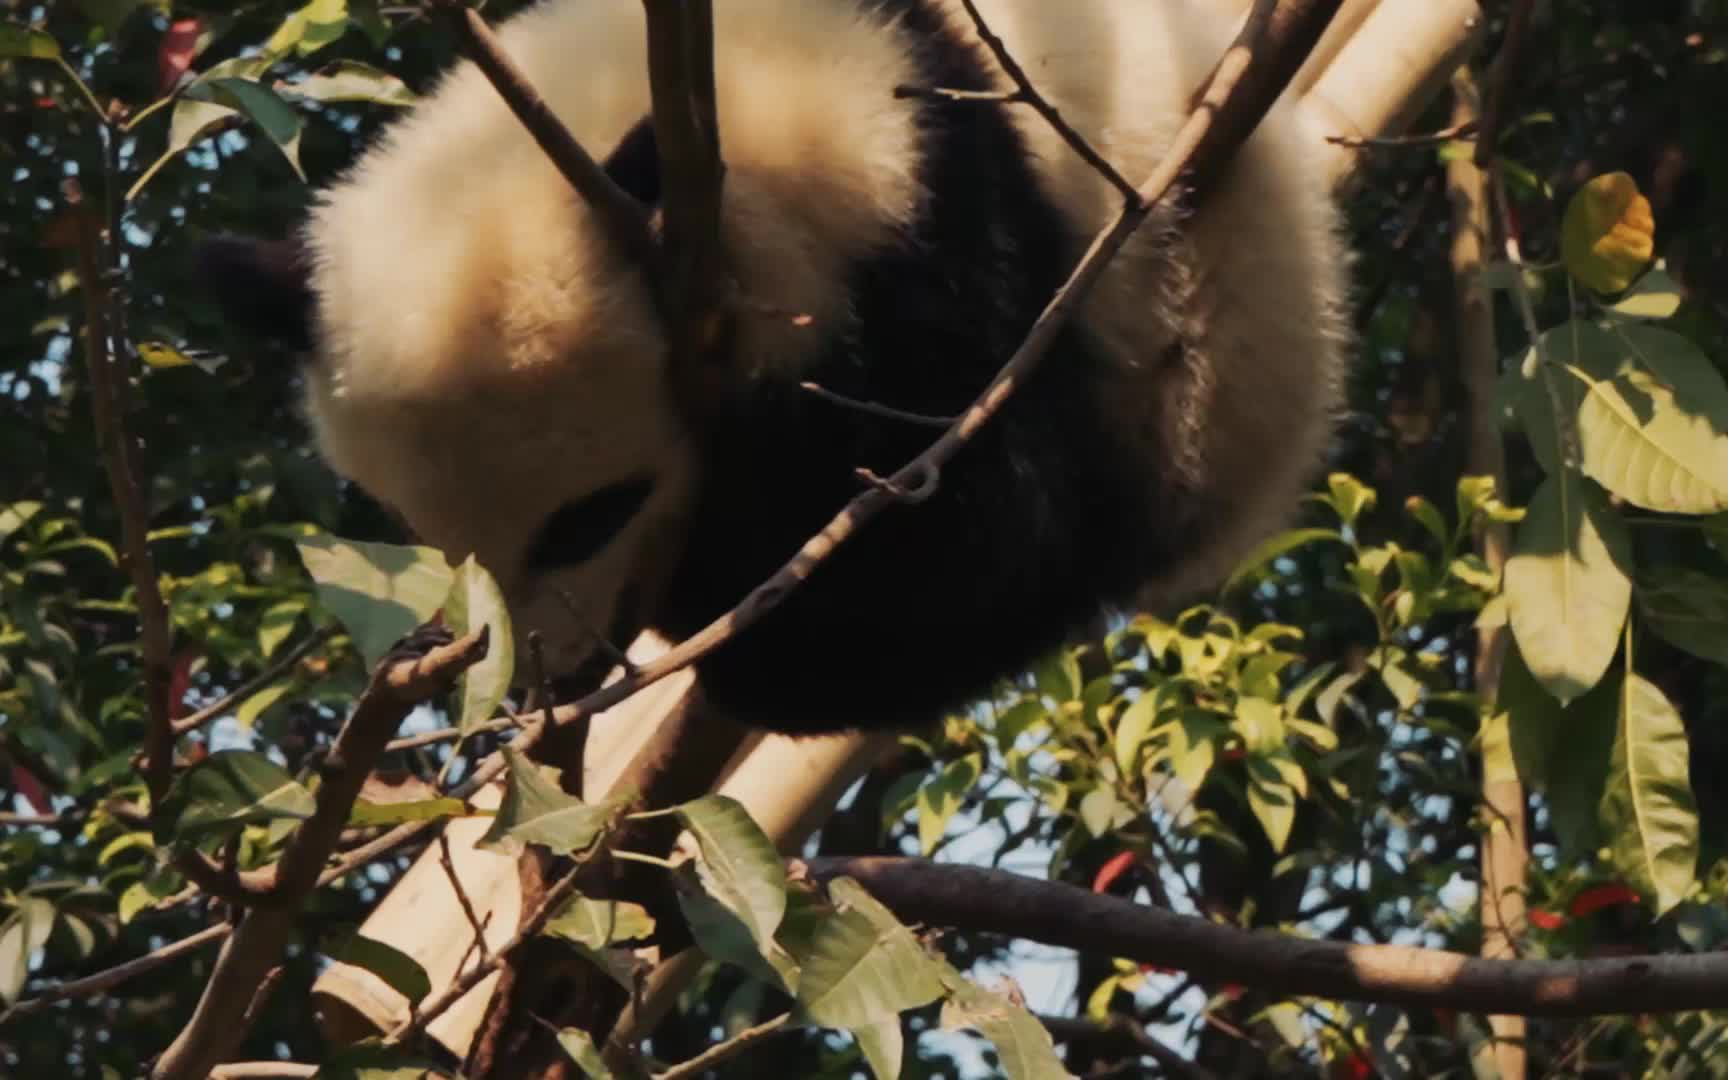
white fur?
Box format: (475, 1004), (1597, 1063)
(302, 0), (1348, 677)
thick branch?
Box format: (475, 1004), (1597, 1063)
(809, 857), (1728, 1017)
(150, 628), (490, 1080)
(66, 179), (175, 804)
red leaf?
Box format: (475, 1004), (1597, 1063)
(10, 764), (52, 815)
(157, 18), (203, 97)
(1092, 850), (1137, 894)
(168, 651), (198, 721)
(1570, 883), (1641, 918)
(1528, 908), (1565, 930)
(1330, 1051), (1374, 1080)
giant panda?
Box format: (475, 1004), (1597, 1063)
(199, 0), (1351, 734)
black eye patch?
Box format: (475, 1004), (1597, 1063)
(524, 475), (656, 571)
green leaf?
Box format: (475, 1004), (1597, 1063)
(166, 55), (274, 160)
(792, 878), (944, 1029)
(915, 754), (980, 855)
(1325, 473), (1378, 527)
(1599, 674), (1697, 914)
(329, 932), (431, 1005)
(676, 795), (787, 950)
(235, 680), (291, 730)
(291, 60), (416, 106)
(1223, 528), (1346, 590)
(0, 898), (55, 1004)
(0, 22), (60, 59)
(444, 555), (514, 733)
(295, 533), (452, 669)
(554, 1027), (614, 1079)
(1512, 321), (1617, 474)
(347, 797), (470, 827)
(258, 601), (306, 658)
(1112, 693), (1157, 777)
(546, 896), (654, 950)
(182, 76), (306, 181)
(1568, 364), (1728, 513)
(679, 869), (797, 991)
(157, 750), (315, 844)
(1500, 644), (1564, 791)
(1545, 674), (1620, 859)
(1162, 709), (1224, 792)
(263, 0), (349, 59)
(1077, 786), (1128, 839)
(1505, 477), (1631, 703)
(939, 977), (1072, 1080)
(477, 746), (614, 857)
(1247, 748), (1305, 854)
(1639, 567), (1728, 665)
(0, 501), (41, 545)
(853, 1018), (905, 1080)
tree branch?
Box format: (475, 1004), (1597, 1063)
(172, 628), (335, 736)
(150, 627), (491, 1080)
(808, 857), (1728, 1017)
(431, 0), (656, 274)
(1473, 0), (1538, 166)
(65, 179), (175, 806)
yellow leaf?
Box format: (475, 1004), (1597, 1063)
(1562, 172), (1655, 294)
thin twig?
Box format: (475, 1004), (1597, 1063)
(385, 856), (590, 1046)
(439, 833), (490, 964)
(1329, 119), (1478, 149)
(895, 84), (1023, 105)
(653, 1012), (792, 1080)
(799, 381), (956, 429)
(208, 1066), (317, 1080)
(65, 179), (174, 805)
(151, 628), (491, 1080)
(385, 716), (516, 753)
(0, 923), (230, 1023)
(950, 0), (1139, 201)
(173, 628), (335, 736)
(1040, 1014), (1216, 1080)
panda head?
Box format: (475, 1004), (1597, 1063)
(196, 119), (698, 685)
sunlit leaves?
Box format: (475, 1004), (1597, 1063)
(1504, 477), (1631, 703)
(0, 898), (55, 1004)
(0, 22), (61, 59)
(916, 754), (981, 854)
(181, 77), (305, 180)
(289, 60), (417, 106)
(1562, 172), (1654, 294)
(1600, 675), (1697, 914)
(294, 534), (451, 669)
(553, 1028), (614, 1079)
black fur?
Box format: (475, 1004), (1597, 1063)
(641, 0), (1212, 731)
(526, 474), (657, 571)
(194, 235), (315, 351)
(601, 119), (662, 206)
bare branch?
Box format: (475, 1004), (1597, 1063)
(208, 1066), (317, 1080)
(809, 857), (1728, 1017)
(431, 1), (656, 273)
(65, 179), (174, 805)
(1039, 1015), (1215, 1080)
(799, 381), (955, 429)
(950, 0), (1138, 201)
(653, 1012), (791, 1080)
(0, 923), (230, 1023)
(1329, 119), (1478, 149)
(173, 628), (336, 736)
(151, 627), (491, 1080)
(439, 833), (490, 964)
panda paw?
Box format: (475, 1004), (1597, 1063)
(382, 621), (456, 668)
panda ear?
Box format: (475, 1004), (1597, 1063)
(602, 118), (661, 207)
(193, 234), (316, 352)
